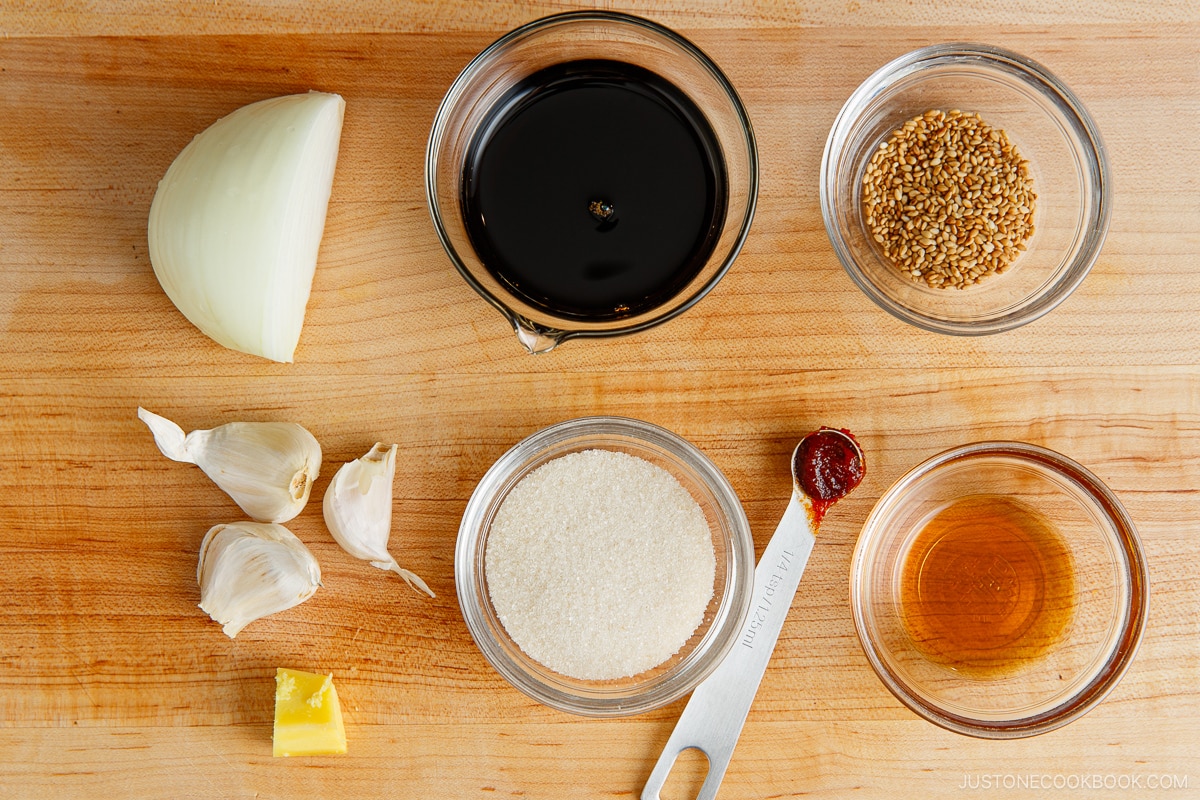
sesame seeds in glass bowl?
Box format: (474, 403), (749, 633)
(861, 108), (1037, 291)
(821, 43), (1112, 335)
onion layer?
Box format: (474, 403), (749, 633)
(148, 91), (345, 362)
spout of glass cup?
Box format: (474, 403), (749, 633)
(511, 315), (568, 355)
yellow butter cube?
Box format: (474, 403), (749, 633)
(272, 668), (347, 757)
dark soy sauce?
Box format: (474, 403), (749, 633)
(461, 59), (728, 321)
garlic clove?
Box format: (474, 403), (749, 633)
(139, 407), (321, 523)
(323, 443), (434, 598)
(197, 521), (321, 638)
(323, 442), (394, 562)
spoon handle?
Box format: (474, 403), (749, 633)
(641, 494), (815, 800)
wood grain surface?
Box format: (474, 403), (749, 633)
(1, 2), (1197, 798)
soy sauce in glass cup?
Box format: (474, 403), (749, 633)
(426, 12), (758, 353)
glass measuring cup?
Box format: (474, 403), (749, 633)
(425, 11), (758, 353)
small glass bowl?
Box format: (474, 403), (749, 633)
(851, 442), (1148, 738)
(821, 43), (1111, 335)
(426, 11), (758, 353)
(455, 416), (755, 716)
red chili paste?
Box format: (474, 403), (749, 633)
(794, 427), (865, 525)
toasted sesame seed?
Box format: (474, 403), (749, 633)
(861, 109), (1036, 289)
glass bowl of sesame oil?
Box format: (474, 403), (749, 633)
(850, 441), (1148, 738)
(821, 43), (1111, 335)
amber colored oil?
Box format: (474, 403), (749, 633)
(899, 495), (1075, 678)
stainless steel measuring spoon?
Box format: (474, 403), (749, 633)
(642, 427), (865, 800)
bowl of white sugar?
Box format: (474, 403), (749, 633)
(455, 416), (755, 716)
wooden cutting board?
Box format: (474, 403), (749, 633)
(1, 3), (1198, 798)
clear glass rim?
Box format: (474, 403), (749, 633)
(850, 441), (1149, 738)
(820, 42), (1112, 336)
(425, 11), (759, 348)
(454, 415), (755, 716)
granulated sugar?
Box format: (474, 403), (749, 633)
(485, 449), (716, 680)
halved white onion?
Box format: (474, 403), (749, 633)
(147, 91), (345, 362)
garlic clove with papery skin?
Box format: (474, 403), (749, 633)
(138, 407), (321, 524)
(323, 443), (434, 598)
(197, 521), (321, 638)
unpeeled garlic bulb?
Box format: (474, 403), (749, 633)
(197, 521), (321, 638)
(139, 407), (321, 523)
(323, 443), (434, 597)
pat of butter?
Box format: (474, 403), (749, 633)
(272, 668), (347, 757)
